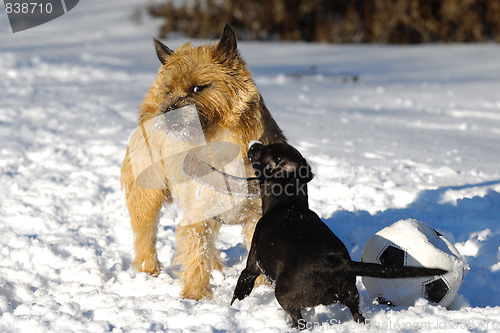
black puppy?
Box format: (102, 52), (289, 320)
(231, 142), (447, 328)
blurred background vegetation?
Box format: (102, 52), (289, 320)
(147, 0), (500, 43)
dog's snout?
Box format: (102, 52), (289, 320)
(248, 140), (262, 150)
(247, 141), (263, 161)
(164, 97), (185, 113)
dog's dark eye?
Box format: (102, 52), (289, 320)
(193, 85), (209, 94)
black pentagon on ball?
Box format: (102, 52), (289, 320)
(433, 229), (443, 237)
(424, 278), (450, 304)
(378, 245), (406, 267)
(432, 228), (444, 239)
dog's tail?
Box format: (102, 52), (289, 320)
(345, 261), (447, 278)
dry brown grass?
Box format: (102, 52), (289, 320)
(148, 0), (500, 43)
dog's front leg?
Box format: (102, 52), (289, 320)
(121, 151), (168, 276)
(231, 244), (260, 304)
(231, 267), (259, 304)
(174, 219), (222, 300)
(240, 199), (269, 287)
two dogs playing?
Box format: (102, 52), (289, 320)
(121, 24), (285, 300)
(121, 25), (446, 327)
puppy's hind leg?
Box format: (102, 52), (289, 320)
(275, 281), (304, 328)
(279, 303), (303, 329)
(343, 286), (365, 324)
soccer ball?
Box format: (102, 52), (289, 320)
(361, 219), (469, 307)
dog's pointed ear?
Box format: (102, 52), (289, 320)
(154, 38), (174, 65)
(217, 24), (238, 59)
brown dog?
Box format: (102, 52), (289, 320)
(121, 25), (286, 300)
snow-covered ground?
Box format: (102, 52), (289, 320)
(1, 1), (500, 332)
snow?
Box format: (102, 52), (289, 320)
(1, 1), (500, 332)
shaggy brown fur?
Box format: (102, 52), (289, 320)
(121, 24), (286, 300)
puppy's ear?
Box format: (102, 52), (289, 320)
(217, 24), (238, 59)
(154, 38), (174, 65)
(301, 162), (314, 183)
(280, 160), (299, 174)
(278, 159), (314, 182)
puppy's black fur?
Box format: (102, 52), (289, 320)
(231, 142), (447, 328)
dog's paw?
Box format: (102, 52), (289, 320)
(180, 285), (213, 301)
(179, 268), (213, 300)
(254, 274), (269, 287)
(134, 257), (161, 277)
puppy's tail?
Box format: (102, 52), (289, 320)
(345, 261), (447, 278)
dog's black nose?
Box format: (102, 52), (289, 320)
(164, 106), (175, 113)
(164, 98), (183, 113)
